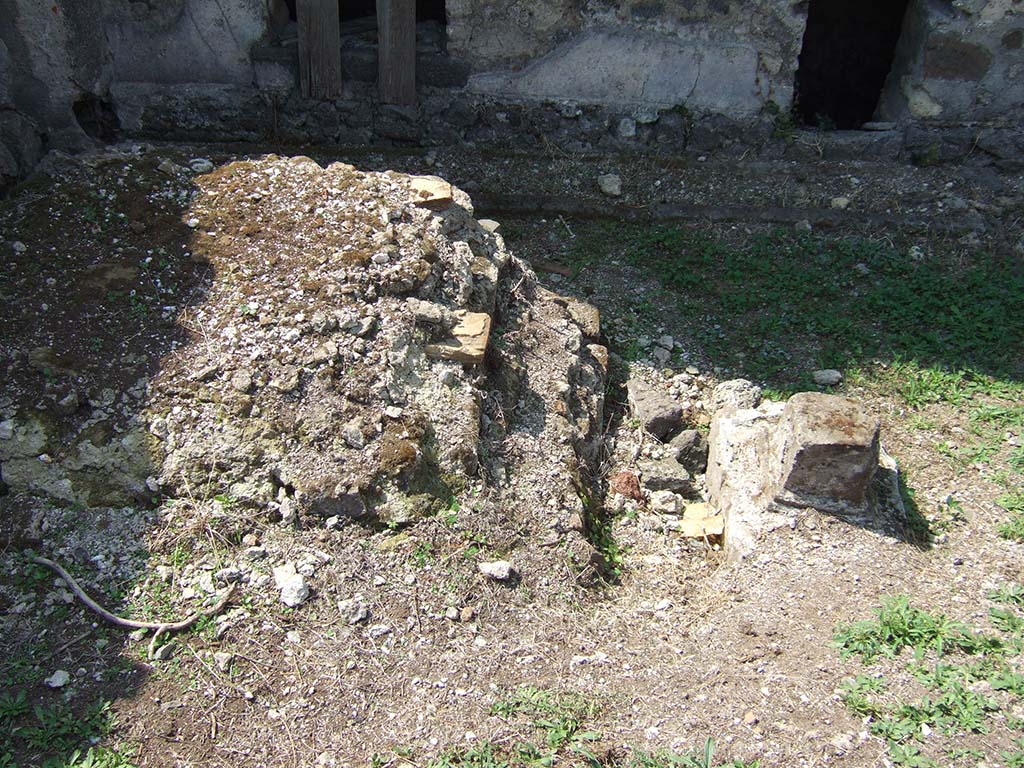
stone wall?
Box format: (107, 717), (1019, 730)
(879, 0), (1024, 124)
(1, 0), (1022, 192)
(104, 0), (266, 85)
(451, 0), (803, 118)
(0, 1), (45, 190)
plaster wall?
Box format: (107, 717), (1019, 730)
(105, 0), (267, 85)
(880, 0), (1023, 123)
(450, 0), (805, 116)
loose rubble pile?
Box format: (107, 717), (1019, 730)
(1, 154), (608, 574)
(609, 369), (903, 558)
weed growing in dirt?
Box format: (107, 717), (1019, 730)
(406, 688), (753, 768)
(833, 595), (995, 661)
(1003, 738), (1024, 767)
(839, 674), (887, 717)
(490, 685), (600, 759)
(0, 692), (136, 768)
(998, 492), (1024, 542)
(629, 739), (758, 768)
(411, 541), (436, 568)
(990, 584), (1024, 609)
(763, 101), (796, 142)
(835, 588), (1024, 766)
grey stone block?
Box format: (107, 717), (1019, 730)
(773, 393), (881, 514)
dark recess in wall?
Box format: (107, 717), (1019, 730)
(339, 0), (446, 24)
(794, 0), (911, 129)
(283, 1), (446, 29)
(73, 94), (120, 143)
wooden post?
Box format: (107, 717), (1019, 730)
(377, 0), (416, 106)
(297, 0), (343, 99)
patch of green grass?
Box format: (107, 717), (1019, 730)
(629, 740), (758, 768)
(23, 700), (114, 753)
(946, 746), (986, 763)
(428, 741), (510, 768)
(888, 743), (938, 767)
(1003, 737), (1024, 768)
(491, 686), (595, 729)
(564, 223), (1023, 392)
(836, 588), (1024, 767)
(989, 583), (1024, 610)
(908, 414), (938, 431)
(998, 492), (1024, 542)
(430, 689), (752, 768)
(2, 695), (136, 768)
(431, 687), (600, 768)
(839, 674), (886, 717)
(870, 681), (998, 740)
(411, 541), (435, 568)
(46, 746), (138, 768)
(1010, 447), (1024, 473)
(971, 404), (1024, 429)
(989, 606), (1024, 637)
(833, 595), (996, 662)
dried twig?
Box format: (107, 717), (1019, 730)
(30, 555), (235, 659)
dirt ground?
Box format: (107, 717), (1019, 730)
(1, 141), (1022, 768)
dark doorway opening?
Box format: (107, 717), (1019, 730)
(338, 0), (447, 54)
(794, 0), (911, 129)
(280, 1), (446, 39)
(341, 0), (375, 22)
(339, 0), (445, 24)
(73, 94), (120, 143)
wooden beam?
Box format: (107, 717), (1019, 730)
(377, 0), (416, 106)
(297, 0), (342, 99)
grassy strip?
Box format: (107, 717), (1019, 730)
(562, 223), (1023, 394)
(835, 588), (1024, 767)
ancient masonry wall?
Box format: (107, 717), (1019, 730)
(1, 0), (1022, 189)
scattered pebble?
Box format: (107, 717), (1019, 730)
(273, 563), (310, 607)
(812, 369), (843, 387)
(338, 594), (370, 624)
(152, 642), (176, 661)
(478, 560), (515, 581)
(598, 174), (622, 197)
(44, 669), (70, 688)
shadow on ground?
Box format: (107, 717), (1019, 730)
(0, 150), (215, 766)
(533, 221), (1024, 392)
